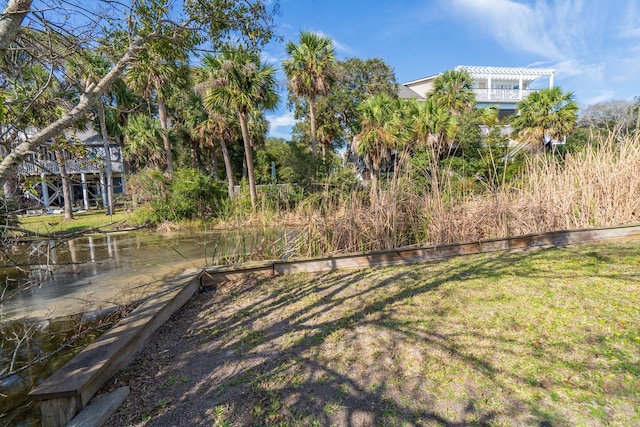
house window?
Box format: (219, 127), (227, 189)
(113, 177), (124, 194)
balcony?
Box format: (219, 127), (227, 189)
(17, 145), (125, 176)
(473, 88), (535, 103)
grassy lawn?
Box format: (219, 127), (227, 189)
(109, 240), (640, 426)
(17, 209), (135, 235)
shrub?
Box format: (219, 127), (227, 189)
(128, 168), (226, 224)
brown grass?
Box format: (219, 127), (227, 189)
(294, 134), (640, 255)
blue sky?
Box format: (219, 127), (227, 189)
(263, 0), (640, 139)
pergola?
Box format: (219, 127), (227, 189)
(455, 65), (555, 102)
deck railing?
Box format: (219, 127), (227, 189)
(17, 146), (125, 176)
(474, 88), (534, 102)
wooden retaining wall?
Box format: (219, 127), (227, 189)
(27, 269), (202, 427)
(28, 224), (640, 426)
(201, 224), (640, 284)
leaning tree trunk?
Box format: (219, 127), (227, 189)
(238, 111), (256, 212)
(219, 138), (235, 199)
(0, 0), (32, 53)
(97, 102), (114, 214)
(157, 97), (173, 173)
(0, 145), (17, 199)
(0, 34), (162, 186)
(54, 146), (74, 220)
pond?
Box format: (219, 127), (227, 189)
(1, 227), (297, 321)
(0, 227), (297, 425)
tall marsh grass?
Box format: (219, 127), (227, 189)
(294, 132), (640, 256)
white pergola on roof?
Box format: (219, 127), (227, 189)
(455, 65), (554, 82)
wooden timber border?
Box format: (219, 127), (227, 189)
(201, 224), (640, 284)
(28, 224), (640, 426)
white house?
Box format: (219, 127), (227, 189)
(400, 65), (555, 118)
(16, 129), (126, 211)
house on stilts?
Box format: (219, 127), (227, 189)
(16, 129), (126, 212)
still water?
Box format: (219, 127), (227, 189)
(1, 228), (294, 321)
(0, 228), (296, 425)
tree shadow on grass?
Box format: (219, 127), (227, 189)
(106, 243), (640, 426)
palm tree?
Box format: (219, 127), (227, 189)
(353, 94), (405, 204)
(410, 98), (454, 157)
(283, 31), (335, 158)
(125, 41), (189, 173)
(511, 87), (578, 151)
(123, 113), (166, 170)
(426, 69), (476, 116)
(190, 103), (239, 200)
(197, 48), (278, 211)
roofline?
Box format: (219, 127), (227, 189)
(402, 73), (441, 86)
(403, 65), (555, 86)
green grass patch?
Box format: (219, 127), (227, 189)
(18, 209), (134, 234)
(183, 241), (640, 426)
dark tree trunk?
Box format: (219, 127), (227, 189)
(54, 146), (74, 221)
(238, 111), (256, 211)
(97, 103), (114, 214)
(219, 138), (234, 199)
(157, 98), (173, 173)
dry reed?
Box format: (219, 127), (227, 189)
(294, 132), (640, 255)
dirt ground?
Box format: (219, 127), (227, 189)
(102, 273), (389, 427)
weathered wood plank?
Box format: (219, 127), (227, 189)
(28, 269), (201, 426)
(39, 396), (80, 427)
(66, 386), (129, 427)
(266, 225), (640, 275)
(200, 262), (274, 287)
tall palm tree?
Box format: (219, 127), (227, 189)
(353, 94), (405, 204)
(197, 48), (278, 211)
(410, 98), (454, 156)
(190, 102), (240, 200)
(423, 69), (477, 155)
(283, 31), (335, 158)
(125, 41), (189, 173)
(511, 87), (578, 151)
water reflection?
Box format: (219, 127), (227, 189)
(1, 228), (296, 321)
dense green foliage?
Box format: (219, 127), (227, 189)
(128, 168), (225, 223)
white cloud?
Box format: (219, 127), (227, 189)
(616, 27), (640, 39)
(260, 51), (281, 65)
(444, 0), (640, 103)
(266, 111), (296, 139)
(552, 59), (605, 80)
(583, 90), (616, 106)
(313, 30), (356, 55)
(448, 0), (565, 60)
